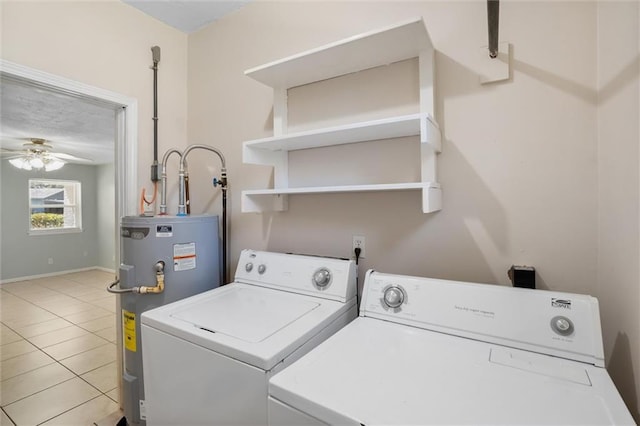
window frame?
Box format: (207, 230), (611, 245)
(28, 179), (83, 236)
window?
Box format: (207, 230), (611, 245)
(29, 179), (82, 234)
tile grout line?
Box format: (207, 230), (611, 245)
(1, 406), (17, 426)
(1, 352), (116, 408)
(1, 376), (77, 408)
(1, 280), (114, 352)
(1, 271), (118, 424)
(34, 394), (105, 426)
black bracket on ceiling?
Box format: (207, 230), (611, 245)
(487, 0), (500, 58)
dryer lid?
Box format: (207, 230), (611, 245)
(171, 286), (320, 343)
(269, 317), (635, 425)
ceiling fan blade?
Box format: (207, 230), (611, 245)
(48, 152), (93, 163)
(0, 150), (23, 159)
(0, 147), (21, 154)
(1, 154), (23, 160)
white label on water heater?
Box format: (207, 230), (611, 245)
(173, 242), (196, 271)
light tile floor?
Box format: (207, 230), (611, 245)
(0, 270), (121, 425)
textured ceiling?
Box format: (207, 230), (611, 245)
(0, 77), (117, 165)
(122, 0), (250, 33)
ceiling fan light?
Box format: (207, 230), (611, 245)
(9, 158), (28, 169)
(30, 157), (44, 169)
(7, 139), (73, 172)
(44, 159), (65, 171)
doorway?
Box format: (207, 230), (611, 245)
(0, 59), (137, 414)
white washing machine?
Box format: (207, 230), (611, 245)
(268, 270), (635, 425)
(141, 249), (357, 425)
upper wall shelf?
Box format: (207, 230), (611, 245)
(245, 17), (433, 89)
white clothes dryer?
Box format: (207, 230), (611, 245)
(268, 270), (635, 425)
(141, 250), (357, 425)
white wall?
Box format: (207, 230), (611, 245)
(597, 1), (640, 417)
(188, 0), (598, 291)
(186, 1), (637, 419)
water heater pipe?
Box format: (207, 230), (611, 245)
(150, 46), (161, 182)
(137, 261), (166, 294)
(159, 149), (189, 215)
(107, 261), (165, 294)
(178, 144), (228, 282)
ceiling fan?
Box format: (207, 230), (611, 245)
(1, 138), (92, 171)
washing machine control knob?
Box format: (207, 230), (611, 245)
(245, 262), (253, 272)
(383, 286), (405, 309)
(550, 316), (574, 336)
(258, 264), (267, 275)
(312, 268), (332, 288)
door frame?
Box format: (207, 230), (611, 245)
(0, 59), (138, 220)
(1, 58), (137, 410)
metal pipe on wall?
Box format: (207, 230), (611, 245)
(487, 0), (500, 58)
(159, 149), (189, 215)
(178, 144), (228, 283)
(150, 46), (161, 182)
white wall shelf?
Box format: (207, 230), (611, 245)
(242, 183), (442, 214)
(242, 17), (442, 214)
(243, 113), (441, 156)
(245, 17), (432, 90)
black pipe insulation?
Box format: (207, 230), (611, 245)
(487, 0), (499, 58)
(222, 188), (227, 284)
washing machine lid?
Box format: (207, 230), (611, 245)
(141, 283), (353, 370)
(269, 317), (635, 425)
(170, 286), (319, 343)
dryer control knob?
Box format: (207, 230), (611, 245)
(257, 264), (266, 275)
(245, 262), (253, 272)
(383, 286), (405, 309)
(550, 316), (574, 336)
(312, 268), (332, 288)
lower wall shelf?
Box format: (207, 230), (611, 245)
(241, 182), (441, 213)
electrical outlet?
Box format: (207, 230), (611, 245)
(352, 235), (366, 259)
(48, 258), (53, 265)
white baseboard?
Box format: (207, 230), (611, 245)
(0, 266), (115, 284)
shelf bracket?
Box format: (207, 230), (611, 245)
(273, 88), (288, 135)
(422, 186), (442, 214)
(418, 50), (434, 118)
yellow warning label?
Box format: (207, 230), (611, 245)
(123, 310), (136, 352)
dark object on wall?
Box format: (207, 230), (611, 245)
(487, 0), (500, 58)
(508, 265), (535, 289)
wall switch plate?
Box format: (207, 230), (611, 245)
(352, 235), (365, 259)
